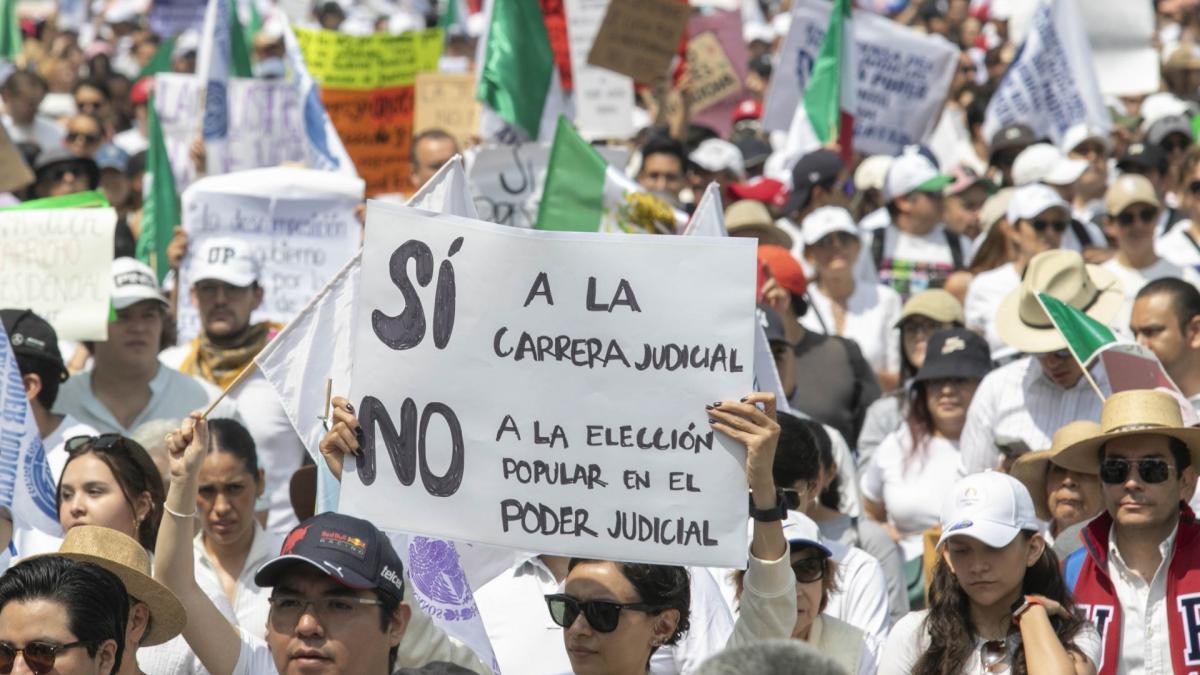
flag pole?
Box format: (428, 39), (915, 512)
(200, 361), (256, 418)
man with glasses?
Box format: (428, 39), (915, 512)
(30, 148), (100, 199)
(1101, 175), (1200, 330)
(960, 250), (1124, 474)
(1055, 389), (1200, 675)
(63, 114), (106, 159)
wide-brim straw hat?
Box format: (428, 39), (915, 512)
(996, 249), (1123, 354)
(1055, 390), (1200, 474)
(1010, 420), (1102, 521)
(49, 526), (186, 646)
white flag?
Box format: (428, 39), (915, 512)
(0, 331), (62, 545)
(281, 19), (357, 174)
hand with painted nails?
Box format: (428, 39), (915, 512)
(318, 396), (361, 481)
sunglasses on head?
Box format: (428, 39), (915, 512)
(791, 556), (825, 583)
(0, 640), (96, 674)
(65, 434), (143, 457)
(1099, 457), (1175, 484)
(1115, 207), (1158, 227)
(1028, 218), (1068, 233)
(545, 593), (661, 633)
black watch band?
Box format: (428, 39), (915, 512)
(749, 488), (788, 522)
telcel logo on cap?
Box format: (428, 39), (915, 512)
(381, 565), (404, 591)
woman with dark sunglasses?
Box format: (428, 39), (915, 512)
(879, 472), (1099, 675)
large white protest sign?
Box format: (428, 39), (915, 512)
(470, 143), (628, 229)
(762, 0), (957, 154)
(982, 0), (1109, 147)
(564, 0), (635, 141)
(0, 208), (116, 341)
(341, 204), (756, 566)
(155, 73), (308, 194)
(178, 167), (363, 343)
(1081, 2), (1158, 97)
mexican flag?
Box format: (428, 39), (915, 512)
(475, 0), (562, 142)
(0, 0), (20, 61)
(137, 94), (180, 284)
(536, 117), (682, 234)
(1037, 292), (1115, 366)
(802, 0), (856, 163)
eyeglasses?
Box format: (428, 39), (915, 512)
(44, 163), (91, 184)
(791, 557), (826, 583)
(980, 639), (1009, 673)
(1115, 207), (1158, 227)
(544, 593), (661, 633)
(1029, 218), (1068, 233)
(0, 640), (96, 674)
(66, 131), (101, 144)
(1099, 457), (1175, 485)
(65, 434), (144, 457)
(267, 594), (384, 626)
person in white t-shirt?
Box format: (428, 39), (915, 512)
(965, 184), (1071, 361)
(0, 71), (64, 155)
(863, 150), (969, 302)
(878, 473), (1101, 675)
(1009, 141), (1108, 258)
(800, 206), (903, 391)
(1100, 174), (1200, 333)
(1156, 145), (1200, 271)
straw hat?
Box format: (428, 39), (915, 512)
(996, 250), (1123, 354)
(725, 200), (793, 249)
(1010, 420), (1102, 521)
(1054, 390), (1200, 474)
(51, 526), (186, 646)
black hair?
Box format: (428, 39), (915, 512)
(915, 532), (1086, 675)
(409, 128), (459, 165)
(1136, 277), (1200, 334)
(1100, 437), (1192, 473)
(1, 70), (48, 97)
(374, 588), (401, 672)
(207, 417), (261, 480)
(72, 78), (112, 101)
(566, 559), (691, 663)
(13, 352), (61, 409)
(0, 556), (128, 675)
(773, 412), (823, 487)
(639, 135), (687, 174)
(685, 125), (719, 152)
(127, 150), (147, 177)
(113, 216), (136, 258)
(59, 436), (165, 551)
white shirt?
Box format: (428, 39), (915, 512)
(960, 356), (1106, 474)
(823, 540), (892, 643)
(860, 430), (964, 561)
(879, 608), (1102, 675)
(1, 114), (64, 154)
(801, 281), (903, 376)
(194, 523), (283, 639)
(1107, 523), (1177, 675)
(1100, 257), (1200, 336)
(1155, 221), (1200, 272)
(232, 627), (276, 675)
(112, 126), (149, 156)
(964, 262), (1021, 362)
(860, 225), (972, 302)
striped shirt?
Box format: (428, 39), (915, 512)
(960, 356), (1106, 474)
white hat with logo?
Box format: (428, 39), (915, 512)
(111, 257), (167, 310)
(190, 237), (261, 288)
(937, 472), (1042, 548)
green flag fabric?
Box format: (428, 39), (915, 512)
(802, 0), (851, 144)
(0, 0), (21, 61)
(138, 37), (177, 79)
(536, 117), (607, 232)
(245, 0), (262, 48)
(476, 0), (554, 139)
(0, 191), (109, 211)
(137, 94), (180, 284)
(1037, 292), (1116, 365)
(228, 0), (254, 78)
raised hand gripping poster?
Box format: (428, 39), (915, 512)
(340, 203), (757, 567)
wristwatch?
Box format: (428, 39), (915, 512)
(1011, 595), (1045, 624)
(748, 488), (788, 522)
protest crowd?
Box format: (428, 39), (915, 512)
(5, 0), (1200, 673)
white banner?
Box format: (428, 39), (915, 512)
(982, 0), (1110, 147)
(342, 204), (756, 567)
(178, 167), (363, 343)
(564, 0), (635, 141)
(155, 73), (308, 195)
(762, 0), (958, 154)
(0, 329), (62, 543)
(470, 143), (628, 229)
(1081, 1), (1158, 97)
(0, 208), (116, 341)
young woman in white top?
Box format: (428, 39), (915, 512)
(800, 206), (904, 391)
(879, 472), (1100, 675)
(862, 329), (991, 564)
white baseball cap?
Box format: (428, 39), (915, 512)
(111, 257), (167, 310)
(938, 472), (1042, 548)
(689, 139), (746, 179)
(1059, 123), (1112, 156)
(781, 511), (832, 556)
(801, 206), (858, 246)
(190, 238), (260, 288)
(1005, 183), (1069, 223)
(1011, 143), (1088, 187)
(882, 151), (952, 203)
(853, 155), (893, 192)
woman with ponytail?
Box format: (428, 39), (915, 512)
(879, 472), (1100, 675)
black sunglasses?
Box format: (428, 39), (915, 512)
(65, 434), (145, 457)
(1115, 207), (1158, 227)
(66, 131), (101, 144)
(791, 557), (825, 583)
(1099, 457), (1175, 485)
(0, 640), (96, 674)
(1029, 218), (1068, 233)
(545, 593), (661, 633)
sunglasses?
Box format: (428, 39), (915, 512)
(1115, 207), (1158, 227)
(1099, 457), (1175, 485)
(544, 594), (661, 633)
(1037, 348), (1071, 360)
(791, 557), (825, 583)
(1029, 218), (1068, 233)
(65, 434), (145, 457)
(0, 640), (96, 674)
(1162, 137), (1191, 153)
(980, 638), (1009, 673)
(66, 131), (101, 144)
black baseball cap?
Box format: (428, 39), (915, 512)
(988, 124), (1038, 163)
(1, 309), (68, 382)
(1117, 142), (1169, 175)
(255, 512), (405, 601)
(784, 150), (842, 215)
(912, 328), (992, 384)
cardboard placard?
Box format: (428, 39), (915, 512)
(564, 0), (635, 140)
(414, 73), (482, 148)
(682, 31), (739, 113)
(0, 124), (34, 194)
(586, 0), (690, 84)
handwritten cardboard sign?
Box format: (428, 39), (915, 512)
(414, 73), (481, 148)
(341, 203), (756, 566)
(586, 0), (690, 84)
(682, 31), (739, 113)
(0, 208), (116, 341)
(564, 0), (635, 140)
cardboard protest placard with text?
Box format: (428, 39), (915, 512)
(564, 0), (635, 140)
(341, 203), (756, 567)
(587, 0), (690, 84)
(678, 10), (748, 137)
(414, 74), (482, 149)
(0, 208), (116, 341)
